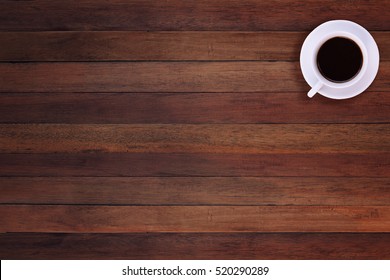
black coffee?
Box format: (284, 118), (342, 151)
(316, 37), (363, 82)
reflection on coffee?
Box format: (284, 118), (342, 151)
(316, 37), (363, 82)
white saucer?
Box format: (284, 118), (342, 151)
(300, 20), (380, 99)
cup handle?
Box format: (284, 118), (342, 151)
(307, 81), (323, 98)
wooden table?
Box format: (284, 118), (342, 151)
(0, 0), (389, 259)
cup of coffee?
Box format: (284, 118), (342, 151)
(300, 20), (379, 99)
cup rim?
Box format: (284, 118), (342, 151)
(311, 31), (368, 89)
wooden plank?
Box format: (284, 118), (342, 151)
(0, 62), (303, 93)
(0, 62), (389, 93)
(1, 177), (389, 206)
(0, 153), (388, 177)
(1, 233), (389, 259)
(0, 1), (388, 31)
(0, 32), (305, 61)
(1, 124), (389, 154)
(1, 205), (389, 233)
(0, 92), (389, 124)
(1, 32), (388, 62)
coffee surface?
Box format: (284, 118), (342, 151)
(317, 37), (363, 82)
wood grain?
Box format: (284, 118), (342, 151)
(1, 205), (389, 233)
(1, 92), (389, 124)
(0, 0), (389, 261)
(0, 62), (303, 93)
(0, 153), (389, 177)
(1, 177), (389, 206)
(1, 62), (389, 93)
(1, 233), (389, 260)
(0, 1), (388, 31)
(1, 32), (388, 62)
(0, 32), (305, 61)
(1, 124), (389, 154)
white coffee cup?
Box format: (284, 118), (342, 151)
(300, 20), (379, 99)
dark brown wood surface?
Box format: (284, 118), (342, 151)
(1, 124), (389, 153)
(0, 1), (388, 31)
(1, 153), (389, 177)
(1, 177), (389, 206)
(1, 92), (389, 124)
(1, 233), (389, 260)
(0, 0), (389, 260)
(1, 205), (390, 233)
